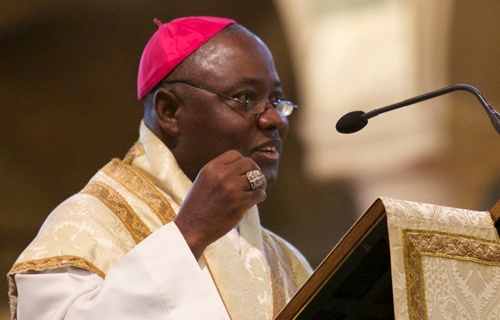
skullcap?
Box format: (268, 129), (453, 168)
(137, 16), (236, 99)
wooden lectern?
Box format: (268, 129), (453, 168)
(276, 198), (500, 319)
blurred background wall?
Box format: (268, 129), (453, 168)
(1, 1), (499, 318)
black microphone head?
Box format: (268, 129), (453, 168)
(336, 111), (368, 133)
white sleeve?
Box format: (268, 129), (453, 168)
(15, 222), (230, 320)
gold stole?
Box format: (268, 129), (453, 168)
(9, 142), (300, 319)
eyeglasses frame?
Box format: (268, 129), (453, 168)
(162, 79), (297, 116)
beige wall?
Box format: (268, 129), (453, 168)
(276, 0), (499, 213)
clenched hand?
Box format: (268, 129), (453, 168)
(174, 150), (267, 259)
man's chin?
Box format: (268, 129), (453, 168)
(261, 169), (278, 189)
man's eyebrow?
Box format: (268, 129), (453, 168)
(233, 77), (282, 89)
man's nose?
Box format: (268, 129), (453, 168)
(257, 104), (287, 130)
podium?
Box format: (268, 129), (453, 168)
(276, 198), (500, 319)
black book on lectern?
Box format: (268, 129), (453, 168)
(276, 200), (393, 320)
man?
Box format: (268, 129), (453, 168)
(8, 16), (312, 319)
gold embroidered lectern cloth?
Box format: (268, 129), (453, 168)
(382, 197), (500, 319)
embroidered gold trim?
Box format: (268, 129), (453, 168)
(122, 141), (145, 164)
(102, 159), (176, 225)
(262, 233), (287, 317)
(9, 255), (105, 278)
(403, 229), (500, 320)
(275, 237), (298, 291)
(81, 181), (151, 244)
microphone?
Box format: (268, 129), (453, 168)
(336, 84), (500, 135)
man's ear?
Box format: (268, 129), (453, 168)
(154, 87), (181, 136)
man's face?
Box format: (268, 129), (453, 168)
(170, 31), (289, 187)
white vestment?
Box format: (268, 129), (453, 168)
(9, 122), (312, 320)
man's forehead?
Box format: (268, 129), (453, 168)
(191, 38), (280, 92)
(196, 29), (276, 73)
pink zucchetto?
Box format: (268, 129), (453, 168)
(137, 16), (236, 99)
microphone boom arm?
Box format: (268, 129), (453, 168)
(336, 83), (500, 134)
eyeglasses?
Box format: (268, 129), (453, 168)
(163, 79), (297, 117)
